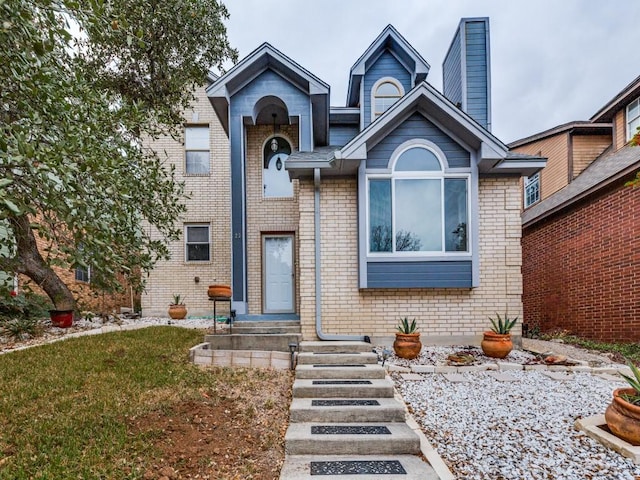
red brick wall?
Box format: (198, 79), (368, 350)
(522, 178), (640, 342)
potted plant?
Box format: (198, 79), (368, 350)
(393, 317), (422, 360)
(605, 361), (640, 445)
(168, 294), (187, 320)
(481, 313), (518, 359)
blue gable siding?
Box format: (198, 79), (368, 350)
(330, 125), (359, 146)
(465, 21), (489, 130)
(228, 69), (312, 303)
(367, 261), (472, 288)
(442, 28), (463, 109)
(363, 51), (411, 129)
(366, 113), (470, 169)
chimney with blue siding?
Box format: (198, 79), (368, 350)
(443, 18), (491, 131)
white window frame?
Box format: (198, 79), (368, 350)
(371, 77), (404, 121)
(524, 172), (540, 208)
(75, 265), (91, 283)
(184, 224), (211, 262)
(366, 141), (472, 257)
(626, 97), (640, 142)
(185, 125), (210, 175)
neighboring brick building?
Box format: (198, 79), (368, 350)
(143, 20), (545, 345)
(512, 75), (640, 342)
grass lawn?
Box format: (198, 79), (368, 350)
(0, 327), (292, 479)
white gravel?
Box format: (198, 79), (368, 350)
(0, 316), (217, 354)
(393, 370), (640, 480)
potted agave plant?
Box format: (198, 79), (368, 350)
(481, 313), (518, 359)
(168, 294), (187, 320)
(393, 317), (422, 360)
(605, 361), (640, 445)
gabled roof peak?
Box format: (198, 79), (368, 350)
(346, 25), (430, 107)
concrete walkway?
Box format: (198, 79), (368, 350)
(279, 341), (451, 479)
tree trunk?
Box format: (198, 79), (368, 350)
(9, 214), (76, 311)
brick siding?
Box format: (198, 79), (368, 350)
(522, 178), (640, 342)
(297, 176), (524, 342)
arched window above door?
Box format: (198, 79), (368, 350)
(263, 136), (293, 198)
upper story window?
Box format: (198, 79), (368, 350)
(185, 224), (210, 262)
(524, 172), (540, 208)
(185, 126), (210, 175)
(263, 136), (293, 198)
(75, 265), (90, 283)
(627, 97), (640, 142)
(372, 77), (404, 121)
(367, 144), (469, 254)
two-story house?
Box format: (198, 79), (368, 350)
(511, 75), (640, 342)
(143, 19), (545, 344)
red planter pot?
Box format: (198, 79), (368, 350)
(393, 333), (422, 360)
(49, 310), (73, 328)
(480, 331), (513, 359)
(208, 285), (231, 298)
(605, 388), (640, 445)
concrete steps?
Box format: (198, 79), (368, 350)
(292, 378), (395, 398)
(279, 340), (441, 479)
(297, 352), (379, 365)
(289, 397), (406, 423)
(285, 422), (421, 455)
(204, 320), (301, 353)
(299, 340), (373, 353)
(279, 455), (440, 480)
(295, 363), (386, 379)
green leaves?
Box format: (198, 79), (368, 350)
(0, 0), (235, 298)
(489, 313), (518, 334)
(397, 317), (418, 334)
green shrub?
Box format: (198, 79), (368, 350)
(0, 291), (51, 322)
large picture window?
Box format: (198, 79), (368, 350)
(185, 224), (210, 261)
(185, 126), (210, 174)
(368, 145), (469, 254)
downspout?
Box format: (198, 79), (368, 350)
(314, 168), (365, 341)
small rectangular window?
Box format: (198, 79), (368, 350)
(75, 266), (90, 283)
(524, 172), (540, 208)
(627, 98), (640, 141)
(185, 126), (210, 174)
(185, 224), (210, 261)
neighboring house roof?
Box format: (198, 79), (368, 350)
(346, 25), (430, 108)
(206, 42), (330, 143)
(522, 144), (640, 227)
(508, 121), (612, 149)
(590, 74), (640, 123)
(288, 81), (545, 178)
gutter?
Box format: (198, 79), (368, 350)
(313, 168), (365, 341)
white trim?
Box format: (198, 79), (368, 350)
(389, 139), (449, 171)
(626, 97), (640, 141)
(365, 144), (472, 257)
(184, 223), (211, 262)
(524, 172), (541, 208)
(371, 76), (405, 122)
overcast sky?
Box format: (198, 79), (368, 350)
(222, 0), (639, 144)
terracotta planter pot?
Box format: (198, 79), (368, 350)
(168, 304), (187, 320)
(49, 309), (73, 328)
(481, 331), (513, 359)
(208, 284), (231, 298)
(605, 387), (640, 445)
(393, 333), (422, 360)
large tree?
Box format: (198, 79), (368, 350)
(0, 0), (237, 310)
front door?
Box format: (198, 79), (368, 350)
(263, 235), (295, 313)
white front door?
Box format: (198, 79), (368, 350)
(263, 235), (295, 313)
